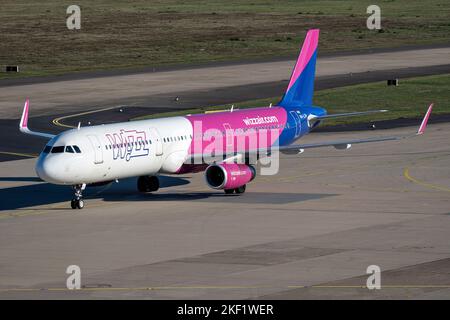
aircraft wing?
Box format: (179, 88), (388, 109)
(279, 103), (432, 153)
(186, 103), (433, 164)
(19, 99), (56, 139)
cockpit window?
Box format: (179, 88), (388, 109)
(51, 146), (65, 153)
(65, 146), (75, 153)
(73, 145), (81, 153)
(42, 145), (52, 154)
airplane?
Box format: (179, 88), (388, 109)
(18, 29), (433, 209)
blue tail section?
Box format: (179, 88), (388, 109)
(279, 29), (319, 109)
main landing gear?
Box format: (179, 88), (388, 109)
(137, 176), (160, 193)
(224, 184), (246, 194)
(71, 184), (86, 209)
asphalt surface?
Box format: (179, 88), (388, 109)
(0, 47), (449, 299)
(0, 123), (449, 299)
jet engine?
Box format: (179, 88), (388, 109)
(205, 163), (256, 190)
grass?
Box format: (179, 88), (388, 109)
(0, 0), (449, 79)
(133, 73), (450, 126)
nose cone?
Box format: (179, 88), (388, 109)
(35, 155), (66, 184)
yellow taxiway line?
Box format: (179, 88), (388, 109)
(403, 167), (450, 193)
(52, 106), (120, 128)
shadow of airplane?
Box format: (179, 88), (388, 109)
(0, 177), (43, 182)
(0, 175), (337, 211)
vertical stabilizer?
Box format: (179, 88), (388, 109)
(279, 29), (319, 108)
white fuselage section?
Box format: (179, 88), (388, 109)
(36, 117), (194, 185)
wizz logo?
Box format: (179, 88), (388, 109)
(105, 129), (149, 161)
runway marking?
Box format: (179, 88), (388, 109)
(1, 284), (450, 293)
(0, 151), (38, 158)
(52, 106), (120, 128)
(403, 167), (450, 193)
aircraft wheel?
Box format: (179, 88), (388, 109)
(234, 185), (246, 194)
(71, 198), (84, 209)
(224, 189), (234, 194)
(137, 176), (159, 192)
(76, 199), (84, 209)
(148, 176), (160, 192)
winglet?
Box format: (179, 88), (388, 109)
(417, 103), (433, 135)
(18, 99), (56, 139)
(19, 98), (30, 130)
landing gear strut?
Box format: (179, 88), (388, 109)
(71, 184), (86, 209)
(137, 176), (160, 193)
(224, 184), (246, 194)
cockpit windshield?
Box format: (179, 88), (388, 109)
(73, 145), (81, 153)
(51, 146), (65, 153)
(65, 146), (75, 153)
(46, 145), (82, 154)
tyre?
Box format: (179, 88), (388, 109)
(224, 189), (234, 194)
(137, 176), (150, 192)
(76, 199), (84, 209)
(137, 176), (159, 192)
(234, 185), (246, 194)
(148, 176), (160, 192)
(70, 199), (77, 209)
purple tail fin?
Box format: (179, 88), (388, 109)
(279, 29), (319, 108)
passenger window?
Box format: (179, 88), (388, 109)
(65, 146), (75, 153)
(73, 145), (81, 153)
(51, 146), (64, 153)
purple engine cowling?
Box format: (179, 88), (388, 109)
(205, 163), (256, 190)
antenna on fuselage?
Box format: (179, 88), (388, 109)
(77, 122), (81, 130)
(230, 105), (234, 112)
(269, 103), (272, 108)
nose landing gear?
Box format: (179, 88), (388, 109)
(71, 184), (86, 209)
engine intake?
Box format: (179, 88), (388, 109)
(205, 163), (256, 190)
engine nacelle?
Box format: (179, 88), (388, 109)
(205, 163), (256, 190)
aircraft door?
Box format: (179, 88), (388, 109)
(149, 127), (163, 156)
(86, 135), (104, 164)
(289, 111), (302, 137)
